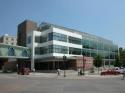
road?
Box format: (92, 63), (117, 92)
(0, 73), (125, 93)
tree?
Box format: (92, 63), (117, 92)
(93, 55), (103, 74)
(114, 55), (121, 67)
(119, 47), (125, 67)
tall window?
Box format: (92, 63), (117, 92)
(8, 47), (15, 56)
(27, 36), (31, 44)
(22, 50), (28, 57)
(82, 39), (90, 48)
(35, 47), (41, 55)
(0, 51), (1, 56)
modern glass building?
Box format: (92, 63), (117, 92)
(26, 22), (118, 70)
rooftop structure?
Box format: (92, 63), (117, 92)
(0, 34), (17, 45)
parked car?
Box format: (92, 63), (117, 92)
(101, 69), (120, 75)
(114, 67), (124, 74)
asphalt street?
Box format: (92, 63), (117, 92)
(0, 74), (125, 93)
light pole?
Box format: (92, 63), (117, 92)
(82, 55), (85, 75)
(63, 55), (67, 77)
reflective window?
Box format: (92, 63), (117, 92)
(68, 36), (81, 45)
(8, 47), (15, 56)
(82, 49), (90, 56)
(98, 42), (103, 50)
(35, 47), (41, 55)
(35, 35), (47, 43)
(90, 49), (97, 57)
(22, 50), (28, 57)
(82, 39), (90, 48)
(35, 45), (68, 55)
(53, 45), (68, 54)
(109, 52), (115, 59)
(69, 47), (81, 55)
(48, 32), (67, 42)
(27, 36), (31, 44)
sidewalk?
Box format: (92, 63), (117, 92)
(56, 73), (122, 80)
(0, 70), (122, 80)
(28, 72), (122, 80)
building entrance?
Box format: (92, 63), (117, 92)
(35, 60), (76, 70)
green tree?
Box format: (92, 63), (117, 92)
(119, 47), (125, 67)
(114, 55), (121, 67)
(93, 55), (103, 74)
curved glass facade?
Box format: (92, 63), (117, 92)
(35, 45), (68, 55)
(34, 30), (118, 61)
(32, 22), (118, 68)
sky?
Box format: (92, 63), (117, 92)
(0, 0), (125, 47)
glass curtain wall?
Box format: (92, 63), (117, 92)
(82, 35), (118, 60)
(48, 32), (67, 42)
(34, 30), (118, 61)
(35, 45), (68, 55)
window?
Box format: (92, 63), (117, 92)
(109, 52), (115, 59)
(35, 35), (47, 43)
(6, 42), (8, 44)
(103, 51), (110, 59)
(104, 44), (109, 51)
(39, 23), (51, 31)
(35, 36), (41, 43)
(89, 40), (97, 49)
(27, 36), (31, 44)
(69, 36), (81, 45)
(11, 38), (14, 41)
(69, 47), (81, 55)
(6, 37), (8, 40)
(48, 32), (67, 42)
(82, 39), (90, 48)
(35, 45), (68, 55)
(90, 50), (97, 57)
(35, 47), (41, 55)
(53, 45), (68, 54)
(8, 47), (15, 56)
(82, 49), (91, 57)
(98, 42), (103, 50)
(22, 50), (28, 57)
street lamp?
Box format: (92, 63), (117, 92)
(63, 55), (67, 77)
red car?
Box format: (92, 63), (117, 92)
(101, 69), (120, 75)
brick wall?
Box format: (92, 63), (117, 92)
(76, 56), (94, 70)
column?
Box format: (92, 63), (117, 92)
(31, 31), (35, 71)
(53, 61), (55, 70)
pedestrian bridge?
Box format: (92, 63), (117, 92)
(0, 43), (30, 59)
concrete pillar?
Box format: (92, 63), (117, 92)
(103, 61), (105, 67)
(31, 31), (35, 71)
(109, 61), (111, 67)
(31, 58), (35, 71)
(53, 61), (55, 70)
(2, 59), (8, 72)
(58, 61), (59, 69)
(48, 62), (49, 70)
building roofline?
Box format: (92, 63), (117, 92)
(0, 43), (29, 49)
(18, 19), (37, 26)
(40, 22), (113, 44)
(0, 34), (17, 38)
